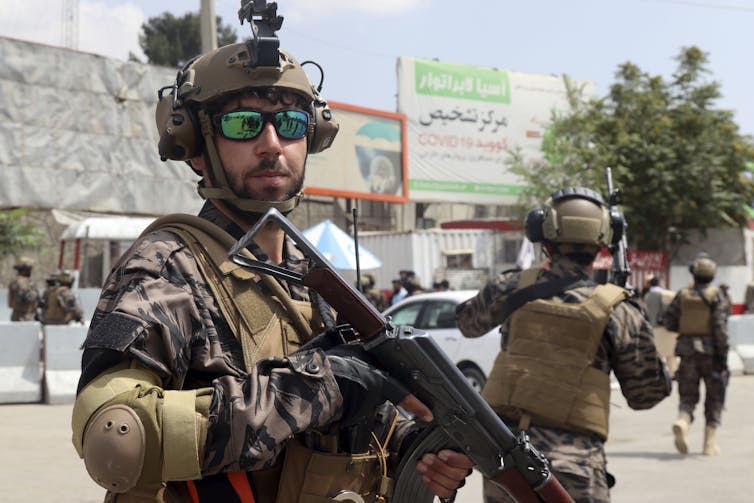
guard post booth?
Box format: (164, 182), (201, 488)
(58, 216), (156, 288)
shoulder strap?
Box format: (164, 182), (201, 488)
(142, 214), (314, 341)
(496, 269), (593, 323)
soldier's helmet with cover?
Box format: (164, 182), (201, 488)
(689, 253), (716, 283)
(13, 256), (34, 271)
(57, 270), (75, 287)
(155, 0), (339, 215)
(524, 186), (625, 255)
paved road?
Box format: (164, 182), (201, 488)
(1, 375), (752, 502)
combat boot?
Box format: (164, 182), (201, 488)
(703, 425), (721, 456)
(672, 411), (691, 454)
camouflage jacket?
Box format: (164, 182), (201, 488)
(662, 282), (729, 359)
(7, 276), (39, 313)
(78, 203), (350, 477)
(456, 256), (670, 476)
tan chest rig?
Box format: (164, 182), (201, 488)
(482, 268), (629, 440)
(678, 286), (717, 336)
(146, 215), (392, 503)
(43, 286), (72, 324)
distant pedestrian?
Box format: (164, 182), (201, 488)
(7, 257), (39, 321)
(663, 254), (729, 456)
(389, 278), (408, 306)
(358, 273), (387, 312)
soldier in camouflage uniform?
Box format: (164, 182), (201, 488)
(70, 17), (472, 503)
(359, 273), (387, 312)
(663, 254), (729, 456)
(41, 270), (84, 324)
(7, 257), (39, 321)
(456, 187), (671, 503)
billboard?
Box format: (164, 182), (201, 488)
(306, 102), (408, 203)
(397, 56), (594, 204)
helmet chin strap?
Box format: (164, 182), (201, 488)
(196, 109), (305, 216)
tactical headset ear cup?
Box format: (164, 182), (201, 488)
(308, 101), (339, 154)
(524, 207), (547, 243)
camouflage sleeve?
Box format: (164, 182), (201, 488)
(608, 301), (671, 410)
(82, 231), (344, 475)
(661, 291), (681, 331)
(712, 290), (730, 362)
(202, 349), (344, 474)
(456, 271), (519, 338)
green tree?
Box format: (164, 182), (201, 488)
(138, 11), (238, 67)
(509, 46), (754, 253)
(0, 208), (43, 258)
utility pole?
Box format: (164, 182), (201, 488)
(61, 0), (80, 50)
(200, 0), (218, 53)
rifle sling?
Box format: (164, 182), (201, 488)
(496, 276), (594, 323)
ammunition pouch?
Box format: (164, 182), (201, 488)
(275, 439), (388, 503)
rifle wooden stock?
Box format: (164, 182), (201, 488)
(303, 267), (385, 339)
(492, 469), (573, 503)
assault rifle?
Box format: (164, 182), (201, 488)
(229, 208), (574, 503)
(605, 167), (631, 287)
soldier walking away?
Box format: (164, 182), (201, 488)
(663, 254), (729, 456)
(70, 3), (472, 501)
(7, 256), (39, 321)
(456, 187), (671, 503)
(41, 270), (84, 324)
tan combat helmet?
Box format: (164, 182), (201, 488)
(155, 35), (339, 215)
(689, 255), (716, 283)
(525, 187), (624, 254)
(56, 270), (75, 287)
(13, 256), (34, 271)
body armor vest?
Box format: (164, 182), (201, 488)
(43, 286), (72, 324)
(140, 215), (387, 503)
(678, 286), (716, 336)
(482, 268), (629, 440)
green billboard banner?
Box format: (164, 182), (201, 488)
(414, 59), (511, 104)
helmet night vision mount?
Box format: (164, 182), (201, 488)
(155, 0), (339, 214)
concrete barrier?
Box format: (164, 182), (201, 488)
(728, 314), (754, 346)
(0, 321), (42, 403)
(43, 323), (89, 404)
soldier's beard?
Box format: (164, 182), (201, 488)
(236, 158), (305, 202)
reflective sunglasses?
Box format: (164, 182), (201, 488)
(214, 109), (310, 141)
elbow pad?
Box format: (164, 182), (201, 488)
(71, 364), (213, 492)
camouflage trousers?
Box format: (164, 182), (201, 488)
(676, 353), (724, 427)
(482, 468), (610, 503)
(482, 418), (610, 503)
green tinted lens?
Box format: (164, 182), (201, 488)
(274, 110), (309, 139)
(220, 111), (263, 139)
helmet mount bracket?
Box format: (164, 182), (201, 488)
(238, 1), (283, 68)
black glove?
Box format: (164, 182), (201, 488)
(325, 343), (409, 427)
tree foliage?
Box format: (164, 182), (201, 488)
(0, 208), (43, 259)
(138, 11), (238, 67)
(509, 46), (754, 253)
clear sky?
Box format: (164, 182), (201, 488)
(2, 0), (753, 136)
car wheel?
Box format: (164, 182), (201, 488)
(458, 363), (486, 393)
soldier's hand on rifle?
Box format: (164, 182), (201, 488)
(325, 344), (433, 425)
(417, 449), (475, 500)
